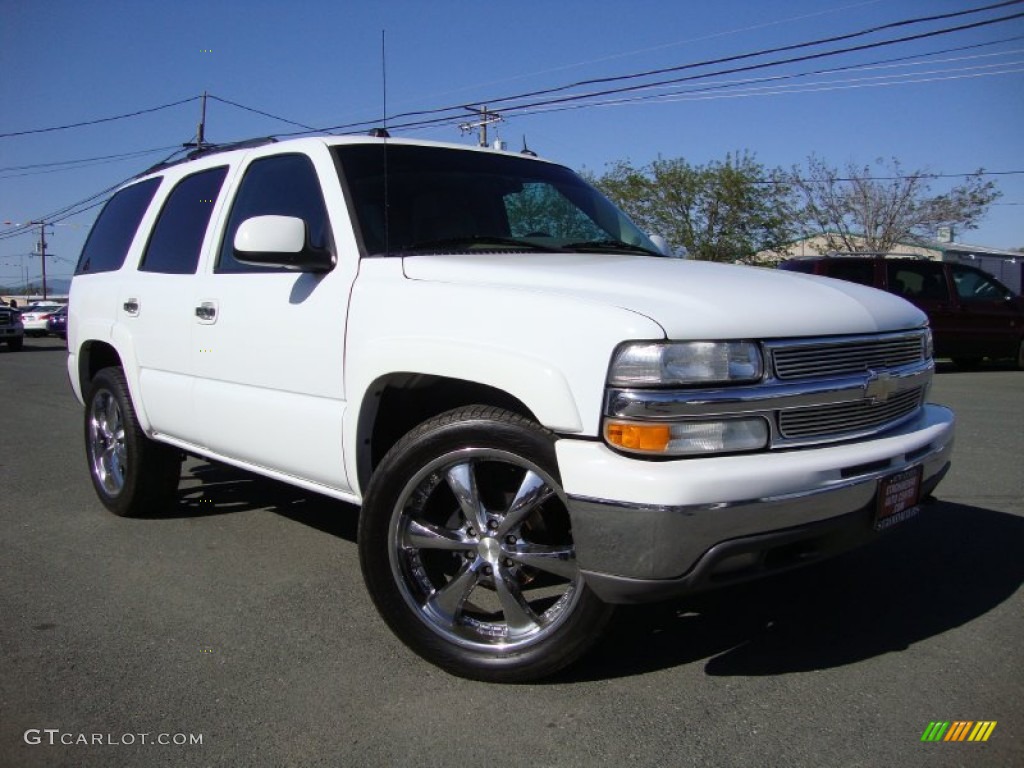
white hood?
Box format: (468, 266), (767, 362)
(402, 253), (927, 340)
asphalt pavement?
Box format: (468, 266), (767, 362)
(1, 336), (1021, 767)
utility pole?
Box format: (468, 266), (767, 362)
(459, 106), (503, 147)
(29, 220), (50, 300)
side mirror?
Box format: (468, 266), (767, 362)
(649, 234), (687, 258)
(233, 215), (335, 272)
(648, 234), (672, 257)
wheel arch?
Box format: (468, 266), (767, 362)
(354, 372), (544, 495)
(76, 339), (154, 433)
(78, 340), (123, 393)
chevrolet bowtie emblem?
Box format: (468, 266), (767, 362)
(864, 370), (898, 403)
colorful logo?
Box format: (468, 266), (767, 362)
(921, 721), (997, 742)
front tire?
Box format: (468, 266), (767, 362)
(84, 367), (181, 517)
(359, 406), (612, 682)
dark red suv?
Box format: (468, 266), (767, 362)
(780, 255), (1024, 368)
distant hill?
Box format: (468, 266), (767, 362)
(1, 277), (72, 297)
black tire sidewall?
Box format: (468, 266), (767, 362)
(83, 367), (179, 517)
(358, 407), (611, 682)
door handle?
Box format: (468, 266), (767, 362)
(195, 304), (217, 321)
(123, 299), (140, 316)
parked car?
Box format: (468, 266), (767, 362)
(20, 302), (63, 337)
(780, 255), (1024, 368)
(68, 135), (954, 681)
(0, 303), (23, 350)
(47, 305), (68, 338)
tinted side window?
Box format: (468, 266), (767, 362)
(217, 154), (329, 273)
(950, 265), (1010, 301)
(140, 167), (228, 274)
(826, 260), (875, 287)
(886, 262), (947, 301)
(75, 178), (161, 275)
(778, 260), (815, 274)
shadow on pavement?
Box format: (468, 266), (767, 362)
(154, 458), (359, 542)
(566, 501), (1023, 682)
(147, 459), (1023, 682)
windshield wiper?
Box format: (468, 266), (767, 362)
(561, 239), (662, 257)
(401, 236), (560, 253)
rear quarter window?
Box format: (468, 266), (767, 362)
(779, 260), (815, 274)
(75, 178), (162, 275)
(824, 260), (875, 287)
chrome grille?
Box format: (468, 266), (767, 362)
(778, 387), (924, 440)
(771, 334), (925, 380)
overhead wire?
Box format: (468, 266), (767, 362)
(0, 146), (183, 180)
(517, 60), (1024, 116)
(306, 0), (1024, 134)
(0, 97), (200, 139)
(449, 10), (1024, 126)
(206, 95), (318, 131)
(538, 39), (1024, 110)
(2, 3), (1022, 246)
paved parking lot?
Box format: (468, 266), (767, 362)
(2, 336), (1021, 767)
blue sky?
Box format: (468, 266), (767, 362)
(2, 0), (1022, 288)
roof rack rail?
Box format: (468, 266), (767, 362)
(137, 136), (279, 177)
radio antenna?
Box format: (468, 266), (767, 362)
(381, 30), (388, 132)
(381, 29), (391, 255)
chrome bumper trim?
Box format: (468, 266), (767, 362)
(566, 430), (953, 590)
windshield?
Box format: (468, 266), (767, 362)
(334, 144), (659, 257)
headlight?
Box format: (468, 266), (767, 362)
(605, 417), (769, 456)
(609, 341), (763, 387)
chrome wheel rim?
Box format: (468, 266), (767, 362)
(87, 389), (126, 496)
(388, 448), (582, 652)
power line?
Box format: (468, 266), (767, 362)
(0, 145), (188, 243)
(469, 11), (1024, 124)
(3, 5), (1022, 247)
(206, 95), (317, 131)
(0, 96), (200, 139)
(385, 0), (888, 109)
(0, 145), (181, 173)
(316, 0), (1024, 133)
(452, 0), (1024, 114)
(272, 6), (1024, 138)
(0, 146), (182, 180)
(520, 61), (1024, 116)
(552, 41), (1024, 110)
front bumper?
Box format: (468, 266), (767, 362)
(556, 403), (954, 604)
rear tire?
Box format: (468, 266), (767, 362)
(358, 406), (612, 682)
(84, 367), (181, 517)
(7, 337), (23, 351)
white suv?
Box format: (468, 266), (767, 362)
(68, 135), (955, 681)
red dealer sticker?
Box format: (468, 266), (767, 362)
(875, 465), (923, 531)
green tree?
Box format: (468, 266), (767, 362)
(505, 182), (605, 241)
(790, 156), (1001, 253)
(589, 152), (798, 261)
